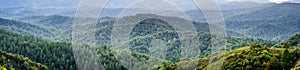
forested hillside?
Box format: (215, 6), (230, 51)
(159, 33), (300, 70)
(0, 2), (299, 69)
(16, 15), (73, 30)
(225, 3), (300, 41)
(187, 3), (300, 41)
(0, 25), (280, 70)
(0, 50), (48, 70)
(184, 33), (300, 70)
(0, 28), (129, 70)
(0, 29), (76, 70)
(0, 18), (54, 39)
(160, 45), (298, 70)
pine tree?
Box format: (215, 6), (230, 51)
(280, 48), (290, 69)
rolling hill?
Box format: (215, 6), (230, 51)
(186, 3), (300, 41)
(159, 34), (300, 70)
(0, 18), (54, 39)
(0, 14), (281, 69)
(0, 0), (299, 70)
(224, 3), (300, 41)
(10, 3), (300, 42)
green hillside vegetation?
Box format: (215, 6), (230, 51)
(0, 50), (48, 70)
(13, 13), (288, 42)
(0, 28), (127, 70)
(0, 29), (76, 70)
(158, 44), (300, 70)
(0, 26), (279, 70)
(292, 64), (300, 70)
(98, 14), (277, 59)
(0, 65), (6, 70)
(158, 33), (300, 70)
(0, 12), (297, 69)
(13, 14), (284, 42)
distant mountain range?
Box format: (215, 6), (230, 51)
(0, 3), (299, 41)
(187, 3), (300, 40)
(0, 1), (300, 69)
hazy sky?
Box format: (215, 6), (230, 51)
(1, 0), (299, 8)
(105, 0), (300, 8)
(224, 0), (299, 3)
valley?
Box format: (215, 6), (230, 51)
(0, 1), (299, 70)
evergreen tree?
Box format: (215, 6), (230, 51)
(280, 48), (290, 69)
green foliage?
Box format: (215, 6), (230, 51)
(266, 57), (280, 70)
(158, 61), (177, 70)
(0, 65), (6, 70)
(130, 18), (180, 62)
(0, 29), (76, 70)
(282, 42), (290, 48)
(9, 15), (278, 61)
(0, 50), (48, 70)
(0, 13), (298, 70)
(96, 45), (127, 70)
(223, 43), (300, 70)
(0, 29), (126, 70)
(222, 44), (276, 70)
(280, 48), (291, 69)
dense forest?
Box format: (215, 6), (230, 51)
(0, 50), (48, 70)
(0, 27), (296, 70)
(0, 29), (76, 70)
(0, 3), (299, 70)
(158, 44), (300, 70)
(159, 32), (300, 70)
(0, 14), (298, 70)
(0, 23), (299, 69)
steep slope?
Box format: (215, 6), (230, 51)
(0, 50), (48, 70)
